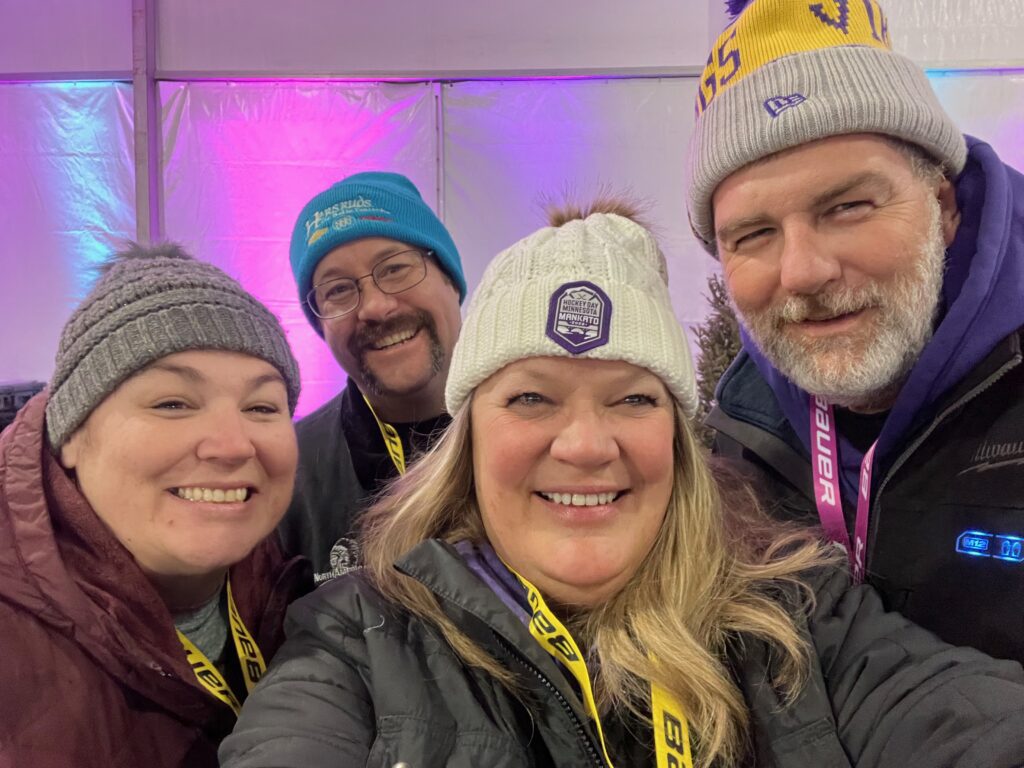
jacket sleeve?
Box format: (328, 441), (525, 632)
(811, 568), (1024, 768)
(218, 589), (376, 767)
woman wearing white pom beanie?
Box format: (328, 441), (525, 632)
(222, 201), (1024, 768)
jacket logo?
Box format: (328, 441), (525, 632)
(313, 537), (362, 585)
(958, 440), (1024, 475)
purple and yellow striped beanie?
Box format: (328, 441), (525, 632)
(686, 0), (967, 254)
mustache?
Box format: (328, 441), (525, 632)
(349, 310), (436, 352)
(771, 286), (883, 325)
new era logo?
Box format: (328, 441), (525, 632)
(764, 93), (807, 118)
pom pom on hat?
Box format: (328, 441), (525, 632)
(725, 0), (754, 18)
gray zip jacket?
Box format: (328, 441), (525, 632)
(220, 539), (1024, 767)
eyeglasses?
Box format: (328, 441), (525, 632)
(307, 249), (431, 319)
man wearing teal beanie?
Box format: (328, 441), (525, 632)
(282, 171), (466, 581)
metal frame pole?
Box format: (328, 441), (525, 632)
(131, 0), (162, 243)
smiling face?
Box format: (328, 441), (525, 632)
(470, 356), (675, 608)
(313, 236), (462, 422)
(59, 350), (297, 581)
(712, 134), (959, 411)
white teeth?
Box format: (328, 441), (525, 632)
(374, 329), (416, 350)
(175, 487), (249, 503)
(540, 491), (619, 506)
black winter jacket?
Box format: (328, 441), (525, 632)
(710, 329), (1024, 663)
(279, 383), (450, 583)
(220, 539), (1024, 768)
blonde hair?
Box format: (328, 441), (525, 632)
(361, 198), (840, 767)
(361, 399), (838, 767)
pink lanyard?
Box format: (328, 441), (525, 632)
(809, 396), (876, 584)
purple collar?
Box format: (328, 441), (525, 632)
(453, 540), (531, 625)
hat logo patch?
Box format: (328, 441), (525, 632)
(764, 93), (806, 118)
(546, 281), (612, 354)
(304, 195), (392, 245)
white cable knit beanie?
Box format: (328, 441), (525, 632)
(445, 211), (698, 416)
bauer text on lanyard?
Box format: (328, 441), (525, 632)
(363, 394), (406, 475)
(177, 580), (267, 716)
(512, 569), (694, 768)
(809, 395), (877, 584)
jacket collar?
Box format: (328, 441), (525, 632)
(714, 330), (1023, 501)
(395, 538), (594, 716)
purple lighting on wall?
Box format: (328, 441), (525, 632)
(160, 80), (439, 417)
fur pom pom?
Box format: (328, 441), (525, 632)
(725, 0), (754, 18)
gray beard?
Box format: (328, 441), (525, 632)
(735, 198), (947, 412)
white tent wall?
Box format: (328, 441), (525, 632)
(160, 80), (440, 415)
(0, 0), (132, 77)
(0, 0), (1022, 415)
(0, 83), (136, 385)
(440, 77), (708, 351)
(157, 0), (706, 77)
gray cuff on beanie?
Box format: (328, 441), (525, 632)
(46, 255), (301, 449)
(687, 46), (967, 254)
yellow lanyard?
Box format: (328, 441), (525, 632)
(176, 580), (267, 716)
(362, 394), (406, 475)
(512, 569), (694, 768)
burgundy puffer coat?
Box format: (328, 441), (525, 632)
(0, 393), (309, 768)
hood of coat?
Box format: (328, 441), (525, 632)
(0, 391), (304, 724)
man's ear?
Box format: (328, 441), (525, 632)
(936, 177), (960, 247)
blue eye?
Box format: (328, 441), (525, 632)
(507, 392), (545, 406)
(622, 394), (658, 407)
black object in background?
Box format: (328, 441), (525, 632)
(0, 381), (45, 433)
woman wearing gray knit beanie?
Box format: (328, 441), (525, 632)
(222, 202), (1024, 768)
(0, 243), (309, 767)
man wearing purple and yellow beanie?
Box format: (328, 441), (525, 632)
(688, 0), (1024, 664)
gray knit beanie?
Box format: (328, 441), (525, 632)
(446, 209), (698, 416)
(686, 0), (967, 254)
(46, 244), (301, 449)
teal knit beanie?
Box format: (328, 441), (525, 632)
(289, 172), (466, 334)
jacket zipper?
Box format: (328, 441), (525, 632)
(494, 632), (608, 768)
(868, 353), (1021, 554)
